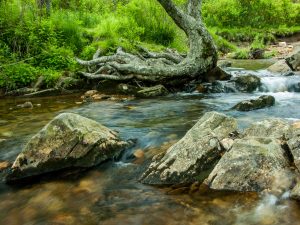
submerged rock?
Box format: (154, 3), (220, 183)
(137, 85), (169, 97)
(232, 95), (275, 111)
(233, 74), (261, 92)
(81, 90), (110, 101)
(206, 137), (291, 192)
(0, 161), (11, 172)
(140, 111), (237, 185)
(17, 102), (34, 109)
(6, 113), (132, 182)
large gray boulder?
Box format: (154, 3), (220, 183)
(233, 95), (275, 111)
(6, 113), (131, 182)
(206, 137), (291, 192)
(140, 112), (237, 185)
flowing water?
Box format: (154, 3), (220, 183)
(0, 60), (300, 225)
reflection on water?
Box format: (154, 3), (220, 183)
(1, 60), (300, 225)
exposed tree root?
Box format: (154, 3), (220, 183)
(76, 0), (218, 85)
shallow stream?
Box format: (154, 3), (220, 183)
(1, 60), (300, 225)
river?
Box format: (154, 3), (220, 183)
(0, 60), (300, 225)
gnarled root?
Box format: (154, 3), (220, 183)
(76, 0), (218, 86)
(76, 47), (193, 83)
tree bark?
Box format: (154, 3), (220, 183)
(37, 0), (51, 16)
(77, 0), (217, 84)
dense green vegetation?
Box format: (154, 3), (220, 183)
(0, 0), (299, 91)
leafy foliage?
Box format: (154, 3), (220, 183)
(0, 0), (299, 91)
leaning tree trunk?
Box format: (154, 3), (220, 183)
(77, 0), (217, 84)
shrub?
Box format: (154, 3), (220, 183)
(231, 48), (250, 59)
(36, 46), (77, 71)
(0, 63), (38, 90)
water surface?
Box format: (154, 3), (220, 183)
(0, 60), (300, 225)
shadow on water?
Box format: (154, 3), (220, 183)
(1, 61), (300, 224)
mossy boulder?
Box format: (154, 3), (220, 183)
(234, 74), (261, 92)
(206, 137), (291, 192)
(244, 118), (290, 139)
(267, 60), (291, 74)
(6, 113), (132, 182)
(140, 112), (237, 185)
(232, 95), (275, 111)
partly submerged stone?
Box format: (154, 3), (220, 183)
(17, 102), (34, 109)
(234, 74), (261, 92)
(140, 111), (237, 185)
(6, 113), (131, 182)
(206, 137), (291, 192)
(267, 60), (292, 74)
(232, 95), (275, 111)
(203, 67), (232, 82)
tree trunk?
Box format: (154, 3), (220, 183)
(37, 0), (51, 16)
(77, 0), (217, 84)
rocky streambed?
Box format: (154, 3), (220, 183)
(1, 59), (300, 225)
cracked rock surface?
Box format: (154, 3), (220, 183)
(6, 113), (131, 182)
(140, 111), (237, 185)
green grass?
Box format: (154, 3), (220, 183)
(0, 0), (299, 91)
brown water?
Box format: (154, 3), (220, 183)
(1, 60), (300, 225)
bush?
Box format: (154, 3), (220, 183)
(203, 0), (300, 28)
(231, 48), (250, 59)
(0, 63), (38, 90)
(210, 31), (237, 54)
(37, 68), (62, 88)
(36, 46), (77, 71)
